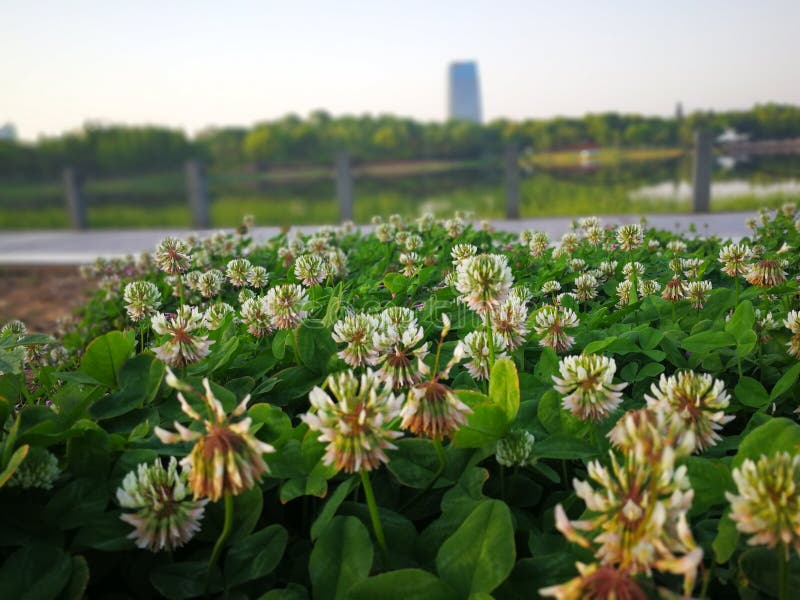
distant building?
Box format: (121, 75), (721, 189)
(0, 123), (17, 141)
(448, 62), (482, 123)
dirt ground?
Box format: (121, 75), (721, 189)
(0, 265), (91, 334)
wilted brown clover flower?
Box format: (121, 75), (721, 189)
(553, 354), (627, 421)
(117, 457), (207, 552)
(400, 315), (472, 440)
(661, 277), (686, 303)
(155, 375), (274, 501)
(302, 369), (403, 473)
(726, 452), (800, 558)
(540, 562), (647, 600)
(645, 371), (734, 453)
(151, 306), (214, 367)
(746, 259), (787, 288)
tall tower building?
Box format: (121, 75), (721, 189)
(448, 62), (482, 123)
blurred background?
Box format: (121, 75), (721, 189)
(2, 0), (799, 229)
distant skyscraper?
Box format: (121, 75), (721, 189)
(448, 62), (482, 123)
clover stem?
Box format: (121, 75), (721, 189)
(779, 543), (788, 600)
(208, 493), (234, 582)
(360, 470), (388, 564)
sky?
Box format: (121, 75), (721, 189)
(3, 0), (799, 140)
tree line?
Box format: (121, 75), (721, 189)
(2, 104), (800, 180)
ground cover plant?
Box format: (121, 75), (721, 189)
(2, 207), (800, 599)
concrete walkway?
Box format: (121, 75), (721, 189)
(0, 212), (756, 265)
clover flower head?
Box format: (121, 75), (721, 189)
(534, 305), (579, 353)
(661, 277), (686, 303)
(647, 240), (661, 251)
(225, 258), (253, 287)
(401, 376), (472, 440)
(495, 430), (536, 467)
(540, 562), (648, 600)
(461, 330), (508, 380)
(333, 313), (380, 368)
(373, 310), (429, 389)
(240, 297), (272, 338)
(490, 295), (529, 351)
(786, 310), (800, 358)
(7, 447), (59, 490)
(782, 202), (797, 217)
(645, 371), (734, 453)
(637, 279), (661, 297)
(444, 217), (465, 238)
(568, 258), (587, 273)
(450, 243), (478, 266)
(1, 319), (27, 338)
(542, 280), (561, 295)
(616, 280), (633, 308)
(519, 229), (534, 245)
(151, 306), (214, 367)
(294, 254), (330, 287)
(746, 259), (787, 288)
(686, 280), (712, 310)
(553, 355), (627, 421)
(560, 233), (580, 255)
(204, 302), (235, 330)
(155, 376), (274, 501)
(726, 452), (800, 557)
(325, 247), (348, 278)
(246, 266), (269, 289)
(616, 224), (643, 251)
(529, 232), (550, 257)
(416, 212), (435, 232)
(403, 234), (423, 251)
(573, 273), (598, 302)
(622, 261), (645, 280)
(116, 457), (207, 552)
(666, 240), (687, 254)
(608, 407), (696, 463)
(375, 223), (395, 243)
(264, 284), (308, 330)
(718, 243), (751, 278)
(302, 369), (403, 473)
(123, 281), (162, 322)
(553, 451), (702, 596)
(184, 270), (202, 292)
(455, 253), (513, 315)
(155, 237), (191, 275)
(583, 225), (604, 247)
(399, 252), (420, 277)
(597, 261), (618, 280)
(681, 258), (703, 280)
(196, 269), (224, 298)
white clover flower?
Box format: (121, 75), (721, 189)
(155, 237), (191, 275)
(560, 233), (579, 255)
(444, 217), (465, 238)
(294, 254), (330, 287)
(534, 305), (579, 353)
(718, 243), (751, 278)
(616, 224), (643, 251)
(637, 279), (661, 297)
(332, 313), (380, 368)
(461, 330), (508, 381)
(455, 253), (513, 315)
(203, 302), (235, 330)
(573, 273), (598, 302)
(616, 280), (633, 308)
(450, 243), (478, 266)
(726, 452), (800, 557)
(541, 280), (561, 295)
(666, 239), (687, 254)
(529, 232), (550, 258)
(247, 266), (270, 289)
(553, 355), (627, 421)
(568, 258), (587, 273)
(225, 258), (253, 287)
(240, 297), (272, 338)
(195, 270), (223, 298)
(264, 284), (308, 330)
(123, 281), (162, 322)
(151, 306), (214, 367)
(302, 369), (403, 473)
(398, 252), (420, 277)
(686, 280), (712, 310)
(117, 458), (207, 552)
(622, 261), (645, 280)
(583, 225), (604, 247)
(645, 371), (734, 453)
(681, 258), (704, 280)
(490, 295), (529, 351)
(373, 309), (429, 389)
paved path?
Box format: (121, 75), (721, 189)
(0, 212), (756, 265)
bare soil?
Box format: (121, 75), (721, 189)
(0, 265), (91, 334)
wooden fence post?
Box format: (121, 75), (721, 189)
(692, 130), (712, 213)
(504, 146), (520, 219)
(185, 160), (211, 228)
(63, 167), (87, 230)
(336, 152), (354, 222)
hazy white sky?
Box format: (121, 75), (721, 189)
(3, 0), (799, 140)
